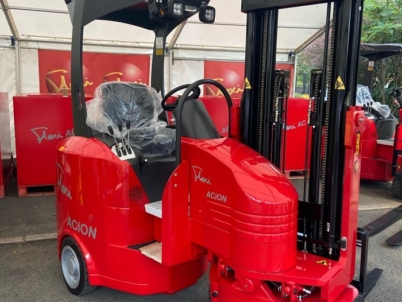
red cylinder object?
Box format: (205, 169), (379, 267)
(230, 162), (299, 273)
(186, 139), (298, 274)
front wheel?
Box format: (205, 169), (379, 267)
(60, 237), (96, 295)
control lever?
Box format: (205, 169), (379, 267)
(107, 126), (122, 157)
(370, 101), (373, 115)
(117, 123), (127, 156)
(126, 121), (132, 155)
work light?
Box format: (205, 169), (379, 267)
(168, 0), (185, 18)
(199, 5), (215, 24)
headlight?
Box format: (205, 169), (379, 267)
(199, 5), (216, 24)
(168, 0), (185, 18)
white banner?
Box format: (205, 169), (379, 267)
(172, 60), (205, 95)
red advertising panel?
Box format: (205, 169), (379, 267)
(38, 50), (150, 96)
(204, 61), (245, 98)
(204, 60), (295, 98)
(13, 95), (91, 196)
(282, 98), (310, 174)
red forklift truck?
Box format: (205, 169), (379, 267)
(57, 0), (381, 301)
(357, 43), (402, 198)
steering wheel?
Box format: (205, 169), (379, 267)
(390, 87), (402, 107)
(173, 79), (233, 165)
(161, 84), (201, 111)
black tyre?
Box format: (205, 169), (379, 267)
(392, 174), (402, 200)
(60, 237), (96, 295)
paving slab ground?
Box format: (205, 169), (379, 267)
(1, 176), (402, 301)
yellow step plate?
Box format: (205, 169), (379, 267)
(140, 242), (162, 263)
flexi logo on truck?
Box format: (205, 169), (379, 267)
(286, 120), (307, 131)
(67, 217), (97, 239)
(192, 166), (212, 185)
(57, 163), (72, 200)
(31, 127), (74, 144)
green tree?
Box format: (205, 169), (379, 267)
(361, 0), (402, 107)
(295, 0), (402, 107)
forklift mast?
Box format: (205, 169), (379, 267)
(64, 0), (211, 138)
(241, 0), (363, 260)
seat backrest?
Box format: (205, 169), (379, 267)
(175, 99), (220, 140)
(101, 82), (157, 128)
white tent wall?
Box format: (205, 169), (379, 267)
(0, 47), (16, 156)
(2, 40), (293, 158)
(1, 0), (332, 159)
(20, 48), (39, 93)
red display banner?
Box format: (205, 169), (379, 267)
(204, 60), (295, 98)
(38, 50), (150, 96)
(204, 61), (245, 98)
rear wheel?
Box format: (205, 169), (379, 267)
(392, 172), (402, 200)
(60, 237), (96, 295)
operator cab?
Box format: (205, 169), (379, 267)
(86, 81), (222, 202)
(66, 0), (220, 202)
(359, 43), (402, 139)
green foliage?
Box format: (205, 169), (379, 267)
(295, 34), (325, 95)
(361, 0), (402, 107)
(295, 0), (402, 109)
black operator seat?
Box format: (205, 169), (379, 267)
(99, 82), (176, 158)
(88, 82), (177, 202)
(174, 98), (221, 140)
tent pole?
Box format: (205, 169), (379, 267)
(0, 0), (21, 94)
(15, 40), (21, 94)
(0, 0), (20, 39)
(169, 50), (173, 92)
(293, 54), (297, 97)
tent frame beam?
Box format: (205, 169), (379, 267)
(0, 0), (20, 39)
(1, 0), (21, 94)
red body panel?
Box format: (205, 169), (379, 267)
(13, 95), (90, 189)
(207, 108), (364, 302)
(182, 138), (298, 273)
(0, 92), (12, 198)
(56, 102), (363, 301)
(56, 137), (207, 295)
(360, 117), (394, 181)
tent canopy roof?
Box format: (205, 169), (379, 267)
(1, 0), (330, 53)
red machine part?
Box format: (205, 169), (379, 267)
(56, 137), (208, 294)
(0, 92), (13, 198)
(207, 107), (365, 302)
(56, 107), (364, 301)
(13, 94), (90, 195)
(359, 107), (402, 181)
(359, 116), (393, 181)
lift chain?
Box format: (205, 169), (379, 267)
(319, 4), (337, 246)
(257, 11), (269, 154)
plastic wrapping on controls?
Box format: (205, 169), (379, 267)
(356, 84), (390, 118)
(86, 82), (176, 157)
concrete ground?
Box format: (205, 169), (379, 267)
(1, 177), (402, 301)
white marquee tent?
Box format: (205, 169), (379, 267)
(0, 0), (330, 154)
